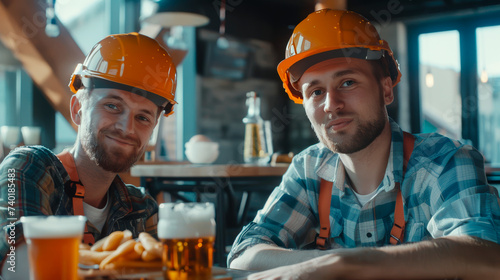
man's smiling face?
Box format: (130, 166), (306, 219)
(78, 88), (159, 172)
(298, 57), (393, 154)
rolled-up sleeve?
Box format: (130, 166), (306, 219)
(227, 156), (320, 266)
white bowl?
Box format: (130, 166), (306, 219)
(185, 141), (219, 164)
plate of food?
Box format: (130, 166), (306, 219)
(77, 230), (233, 280)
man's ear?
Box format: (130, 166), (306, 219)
(70, 95), (82, 125)
(382, 76), (394, 105)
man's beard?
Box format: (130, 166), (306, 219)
(82, 126), (145, 173)
(314, 92), (387, 154)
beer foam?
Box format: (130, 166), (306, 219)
(21, 216), (87, 238)
(158, 203), (215, 239)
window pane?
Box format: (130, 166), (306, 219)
(0, 70), (7, 126)
(54, 112), (77, 154)
(55, 0), (107, 54)
(0, 69), (21, 127)
(418, 30), (461, 140)
(53, 0), (107, 152)
(477, 25), (500, 165)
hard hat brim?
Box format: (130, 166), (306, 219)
(92, 77), (172, 107)
(287, 48), (384, 83)
(277, 45), (401, 104)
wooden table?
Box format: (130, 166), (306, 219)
(130, 162), (289, 266)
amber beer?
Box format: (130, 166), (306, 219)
(158, 203), (216, 280)
(20, 216), (86, 280)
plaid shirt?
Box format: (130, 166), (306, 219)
(0, 146), (158, 264)
(228, 119), (500, 265)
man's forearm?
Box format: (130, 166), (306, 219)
(246, 236), (500, 280)
(318, 235), (500, 280)
(229, 243), (344, 271)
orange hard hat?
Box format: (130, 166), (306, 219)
(277, 9), (401, 104)
(69, 32), (177, 116)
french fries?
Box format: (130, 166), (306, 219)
(138, 232), (163, 258)
(99, 239), (137, 269)
(90, 237), (107, 252)
(102, 231), (125, 251)
(79, 230), (163, 270)
(119, 230), (133, 245)
(79, 250), (113, 266)
(79, 243), (91, 251)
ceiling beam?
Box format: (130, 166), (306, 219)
(0, 0), (84, 131)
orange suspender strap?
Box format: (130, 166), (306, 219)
(316, 132), (415, 249)
(390, 132), (415, 245)
(389, 188), (405, 245)
(317, 179), (334, 249)
(56, 151), (95, 245)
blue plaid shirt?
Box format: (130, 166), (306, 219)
(228, 119), (500, 265)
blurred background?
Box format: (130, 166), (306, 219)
(0, 0), (499, 168)
(2, 0), (500, 266)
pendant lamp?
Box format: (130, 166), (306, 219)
(143, 0), (209, 27)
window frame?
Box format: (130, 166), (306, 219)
(407, 10), (500, 149)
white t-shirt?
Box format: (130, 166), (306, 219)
(83, 192), (110, 232)
(346, 175), (377, 207)
(353, 189), (377, 207)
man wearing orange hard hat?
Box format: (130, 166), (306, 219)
(0, 32), (177, 276)
(229, 9), (500, 279)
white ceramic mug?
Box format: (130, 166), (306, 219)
(21, 126), (42, 145)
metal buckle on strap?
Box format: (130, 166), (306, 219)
(315, 234), (329, 250)
(390, 234), (402, 245)
(73, 193), (84, 199)
(64, 180), (84, 198)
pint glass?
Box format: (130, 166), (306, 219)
(158, 202), (216, 280)
(20, 215), (86, 280)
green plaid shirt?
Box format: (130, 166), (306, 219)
(0, 146), (158, 264)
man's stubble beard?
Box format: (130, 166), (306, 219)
(81, 126), (145, 173)
(313, 88), (387, 154)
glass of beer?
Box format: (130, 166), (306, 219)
(20, 215), (87, 280)
(158, 202), (216, 280)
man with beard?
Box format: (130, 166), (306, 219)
(0, 32), (176, 275)
(228, 9), (500, 279)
